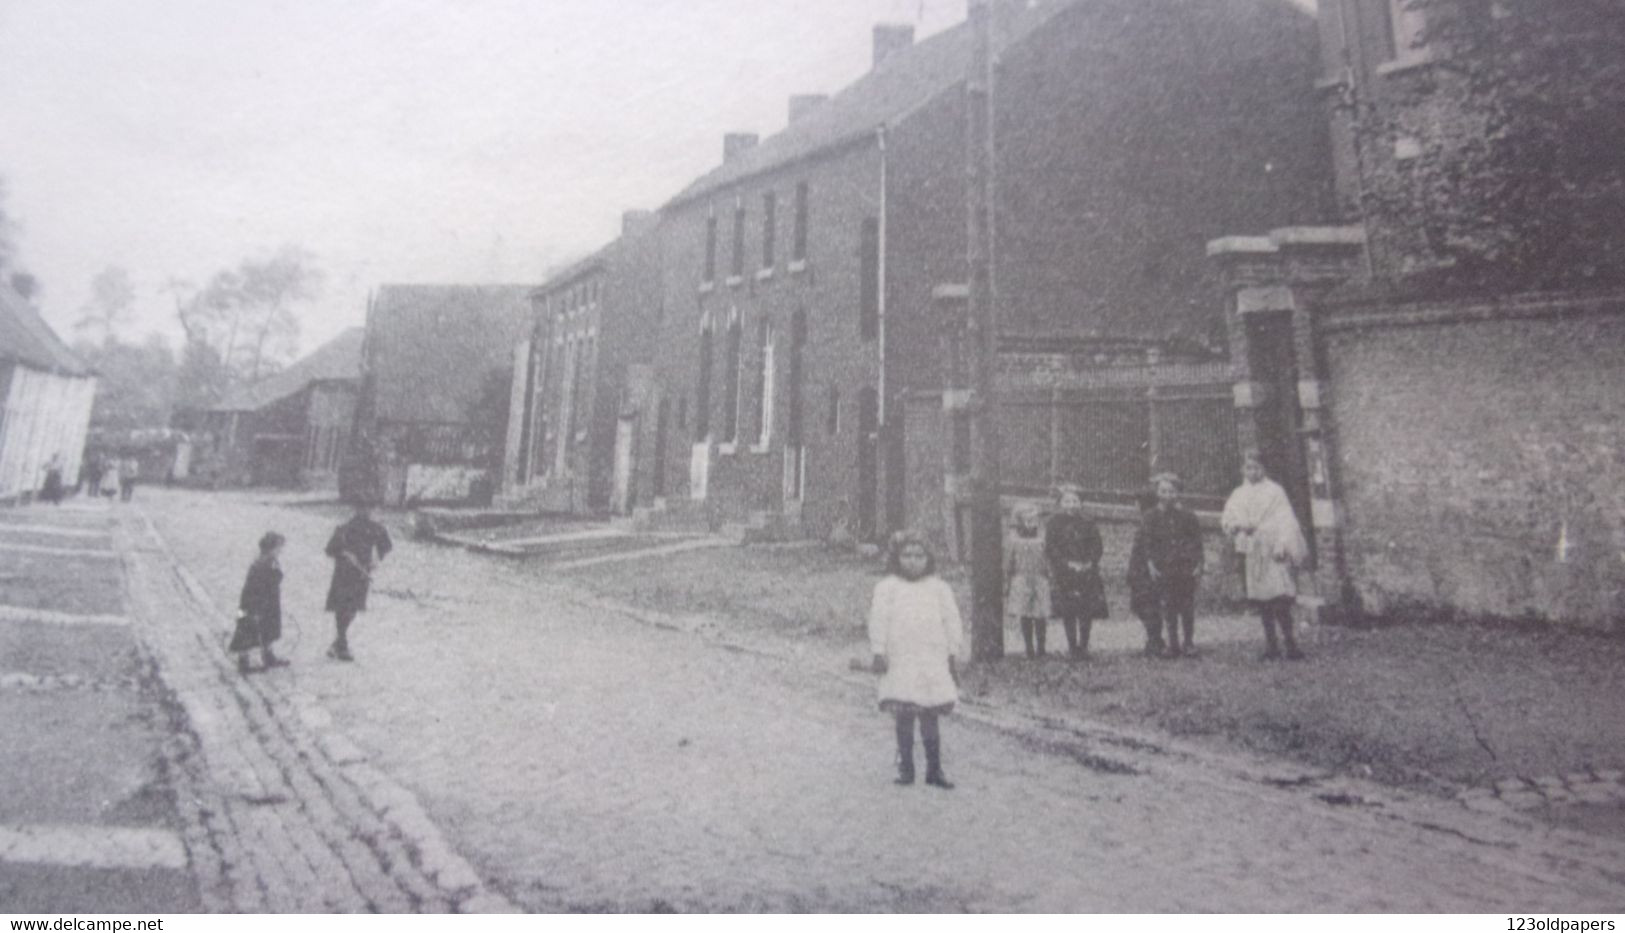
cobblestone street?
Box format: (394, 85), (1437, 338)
(78, 489), (1612, 912)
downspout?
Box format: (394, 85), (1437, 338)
(876, 123), (889, 426)
(1335, 0), (1379, 279)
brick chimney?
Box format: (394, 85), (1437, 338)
(723, 132), (760, 163)
(872, 23), (915, 68)
(788, 94), (829, 125)
(622, 210), (656, 238)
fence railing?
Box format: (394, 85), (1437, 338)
(999, 383), (1239, 509)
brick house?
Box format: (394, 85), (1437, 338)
(621, 0), (1329, 544)
(347, 285), (533, 507)
(192, 327), (363, 488)
(1208, 0), (1625, 629)
(500, 212), (662, 515)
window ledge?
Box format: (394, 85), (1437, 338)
(718, 441), (738, 455)
(726, 275), (744, 288)
(1377, 51), (1438, 78)
(755, 267), (775, 282)
(749, 440), (772, 455)
(788, 259), (808, 274)
(698, 281), (715, 294)
(1314, 75), (1347, 94)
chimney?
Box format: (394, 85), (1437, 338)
(788, 94), (829, 125)
(723, 132), (759, 163)
(621, 209), (656, 238)
(872, 23), (915, 68)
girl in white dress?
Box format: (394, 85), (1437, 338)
(869, 531), (963, 789)
(1221, 450), (1310, 659)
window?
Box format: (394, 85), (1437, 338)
(859, 217), (879, 340)
(792, 182), (809, 262)
(827, 385), (841, 435)
(751, 319), (775, 447)
(677, 396), (689, 433)
(704, 214), (717, 282)
(787, 309), (807, 447)
(723, 310), (743, 441)
(731, 203), (746, 279)
(761, 192), (777, 269)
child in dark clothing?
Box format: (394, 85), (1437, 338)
(1045, 484), (1106, 659)
(1126, 491), (1162, 655)
(230, 532), (288, 674)
(1145, 473), (1205, 657)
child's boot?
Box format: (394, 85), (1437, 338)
(1020, 618), (1035, 658)
(1078, 619), (1092, 658)
(1062, 618), (1079, 657)
(1034, 619), (1047, 657)
(923, 736), (954, 790)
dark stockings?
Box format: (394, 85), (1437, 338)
(1019, 617), (1047, 657)
(1260, 598), (1300, 658)
(893, 709), (949, 787)
(1059, 616), (1091, 656)
(334, 610), (357, 650)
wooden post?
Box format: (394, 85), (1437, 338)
(965, 0), (1003, 662)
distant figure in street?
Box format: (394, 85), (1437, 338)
(324, 503), (393, 662)
(1045, 484), (1106, 659)
(39, 455), (65, 506)
(85, 454), (106, 498)
(230, 532), (289, 674)
(101, 460), (120, 499)
(1222, 450), (1309, 660)
(1125, 491), (1162, 655)
(119, 456), (140, 502)
(1145, 473), (1205, 657)
(1006, 502), (1052, 659)
(869, 531), (961, 790)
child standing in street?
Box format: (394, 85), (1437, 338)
(869, 531), (962, 790)
(1045, 484), (1107, 659)
(1005, 502), (1052, 658)
(230, 532), (289, 674)
(324, 502), (393, 662)
(1145, 473), (1205, 656)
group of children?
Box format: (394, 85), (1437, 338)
(1006, 477), (1205, 661)
(867, 450), (1312, 788)
(228, 503), (394, 673)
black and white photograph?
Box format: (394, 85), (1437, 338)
(1, 0), (1623, 917)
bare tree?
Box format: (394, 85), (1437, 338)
(167, 245), (323, 387)
(75, 265), (137, 344)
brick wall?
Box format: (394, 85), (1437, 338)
(1322, 293), (1625, 630)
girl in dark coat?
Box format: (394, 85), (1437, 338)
(324, 504), (393, 662)
(230, 532), (288, 674)
(1145, 473), (1205, 657)
(1044, 484), (1107, 659)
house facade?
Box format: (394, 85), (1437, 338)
(1209, 0), (1625, 630)
(347, 285), (534, 507)
(0, 280), (96, 503)
(505, 0), (1334, 544)
(501, 212), (662, 515)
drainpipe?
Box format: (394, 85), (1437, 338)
(876, 123), (889, 426)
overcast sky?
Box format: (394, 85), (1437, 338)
(0, 0), (968, 353)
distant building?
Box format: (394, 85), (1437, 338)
(0, 279), (96, 503)
(191, 327), (364, 488)
(500, 212), (662, 515)
(348, 285), (533, 507)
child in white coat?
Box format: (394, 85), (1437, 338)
(869, 531), (963, 789)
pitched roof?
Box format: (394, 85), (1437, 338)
(366, 285), (535, 425)
(663, 1), (1071, 210)
(0, 280), (91, 377)
(210, 326), (365, 413)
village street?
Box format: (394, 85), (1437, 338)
(3, 488), (1625, 912)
